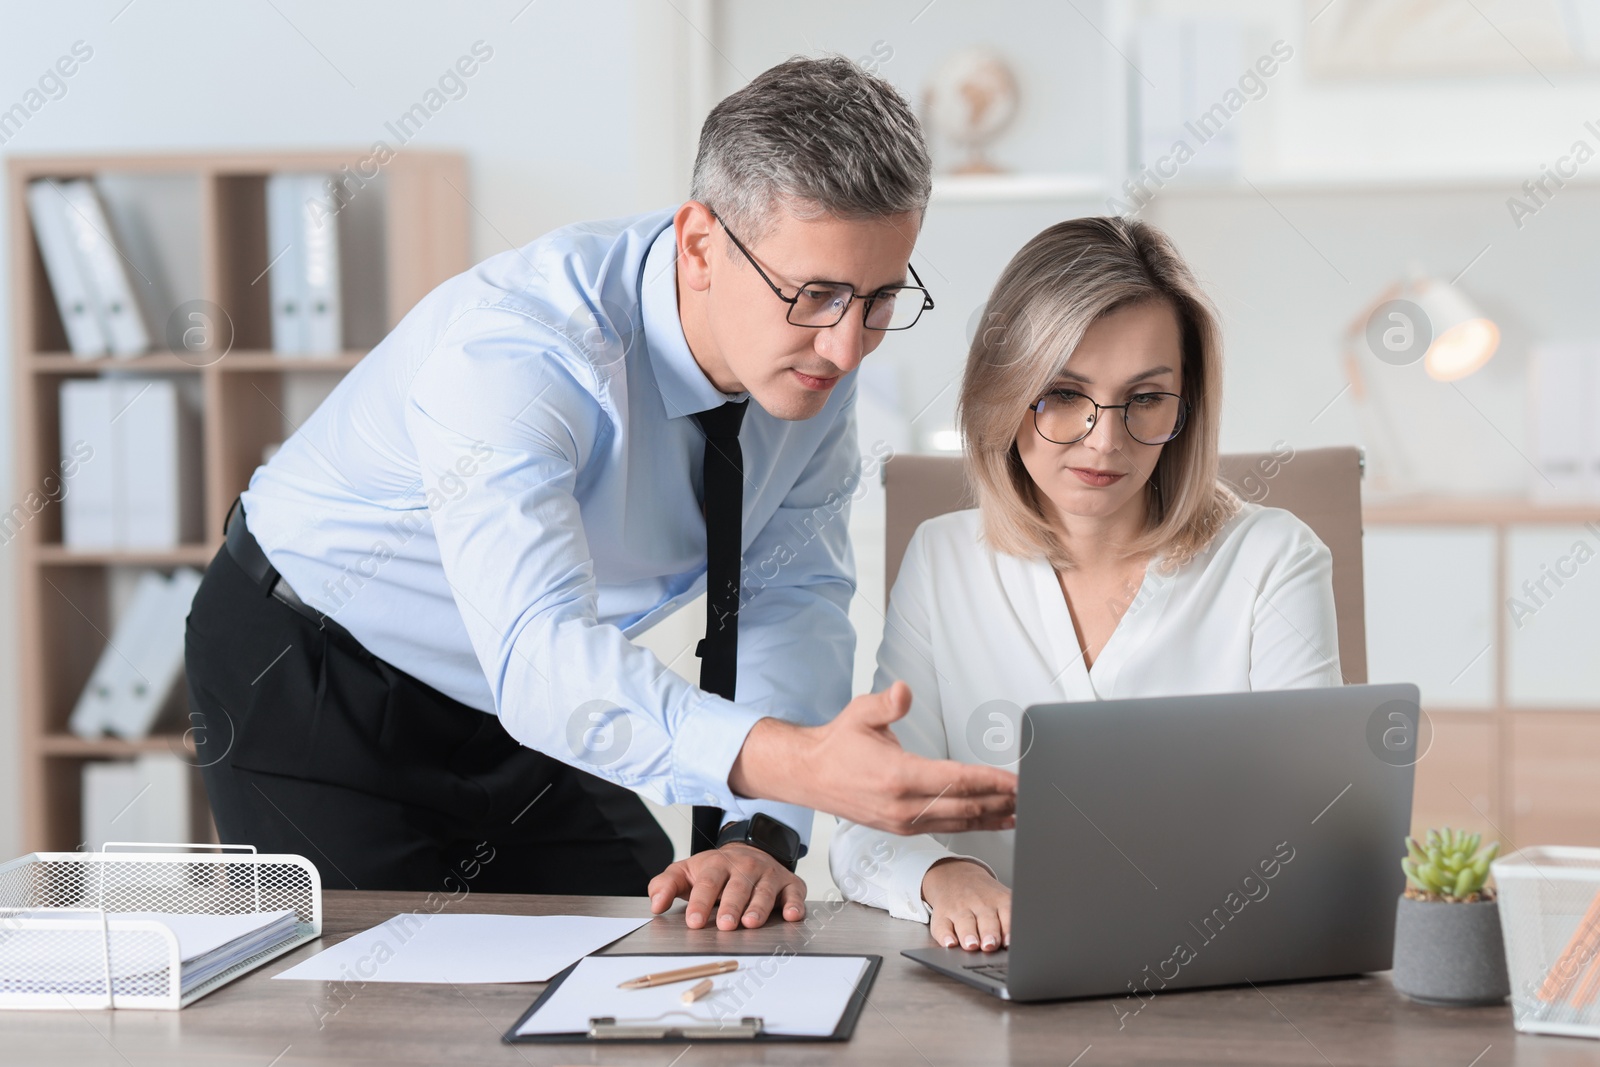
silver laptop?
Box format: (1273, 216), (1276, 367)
(903, 683), (1419, 1003)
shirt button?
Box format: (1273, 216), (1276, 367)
(704, 793), (718, 804)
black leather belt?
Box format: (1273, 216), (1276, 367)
(224, 497), (325, 627)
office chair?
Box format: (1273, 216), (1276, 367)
(881, 447), (1367, 685)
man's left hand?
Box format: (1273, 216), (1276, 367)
(647, 843), (806, 929)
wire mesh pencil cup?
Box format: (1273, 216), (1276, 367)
(1494, 845), (1600, 1039)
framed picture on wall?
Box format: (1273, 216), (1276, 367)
(1305, 0), (1600, 78)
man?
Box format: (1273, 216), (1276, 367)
(185, 56), (1015, 933)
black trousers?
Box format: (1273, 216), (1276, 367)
(184, 537), (673, 895)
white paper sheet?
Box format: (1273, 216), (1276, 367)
(515, 954), (872, 1038)
(272, 913), (650, 984)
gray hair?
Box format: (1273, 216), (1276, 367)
(690, 55), (931, 242)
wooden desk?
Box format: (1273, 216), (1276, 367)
(0, 890), (1562, 1065)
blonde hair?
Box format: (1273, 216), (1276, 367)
(957, 216), (1240, 572)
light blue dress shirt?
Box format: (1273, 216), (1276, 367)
(240, 208), (860, 845)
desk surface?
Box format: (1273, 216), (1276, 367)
(1, 890), (1581, 1066)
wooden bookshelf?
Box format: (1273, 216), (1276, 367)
(8, 150), (469, 853)
(1363, 497), (1600, 852)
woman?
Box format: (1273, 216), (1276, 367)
(830, 217), (1341, 953)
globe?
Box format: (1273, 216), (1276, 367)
(923, 47), (1020, 175)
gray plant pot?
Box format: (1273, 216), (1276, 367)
(1391, 895), (1510, 1006)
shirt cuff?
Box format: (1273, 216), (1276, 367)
(882, 848), (1000, 924)
(670, 690), (769, 812)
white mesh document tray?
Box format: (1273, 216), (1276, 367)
(1495, 845), (1600, 1039)
(0, 842), (321, 1010)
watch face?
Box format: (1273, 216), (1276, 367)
(719, 815), (800, 869)
(748, 813), (800, 865)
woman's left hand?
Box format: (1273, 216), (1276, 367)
(921, 858), (1011, 951)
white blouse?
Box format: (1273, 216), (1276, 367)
(830, 501), (1343, 923)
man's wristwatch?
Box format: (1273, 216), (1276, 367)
(716, 812), (804, 872)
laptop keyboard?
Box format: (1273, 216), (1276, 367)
(964, 961), (1009, 981)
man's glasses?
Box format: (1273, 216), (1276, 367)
(1029, 389), (1189, 446)
(709, 208), (933, 331)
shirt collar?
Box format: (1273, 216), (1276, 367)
(641, 217), (751, 419)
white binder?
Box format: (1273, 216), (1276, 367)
(266, 173), (308, 354)
(58, 379), (118, 548)
(105, 567), (204, 740)
(114, 378), (201, 548)
(67, 626), (123, 740)
(69, 567), (203, 740)
(57, 179), (151, 358)
(298, 173), (342, 355)
(27, 179), (109, 358)
(68, 569), (167, 738)
(82, 756), (191, 850)
(59, 378), (200, 549)
(1531, 344), (1592, 500)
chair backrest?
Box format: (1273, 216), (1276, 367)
(882, 447), (1367, 684)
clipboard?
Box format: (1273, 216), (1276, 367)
(502, 952), (882, 1043)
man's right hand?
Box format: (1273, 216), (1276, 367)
(728, 680), (1018, 835)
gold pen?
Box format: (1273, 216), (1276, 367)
(680, 977), (715, 1004)
(618, 959), (739, 989)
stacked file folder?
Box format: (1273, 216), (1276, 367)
(27, 178), (152, 358)
(58, 377), (201, 549)
(81, 754), (192, 851)
(69, 567), (202, 741)
(30, 171), (346, 358)
(1531, 343), (1600, 500)
(266, 172), (343, 354)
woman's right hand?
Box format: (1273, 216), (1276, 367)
(921, 858), (1011, 951)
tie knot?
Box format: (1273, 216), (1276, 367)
(693, 400), (748, 440)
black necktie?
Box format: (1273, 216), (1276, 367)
(691, 400), (748, 853)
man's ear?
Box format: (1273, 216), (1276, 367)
(674, 200), (716, 293)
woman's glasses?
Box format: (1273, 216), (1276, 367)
(1029, 389), (1189, 446)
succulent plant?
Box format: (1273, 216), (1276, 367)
(1401, 827), (1499, 902)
